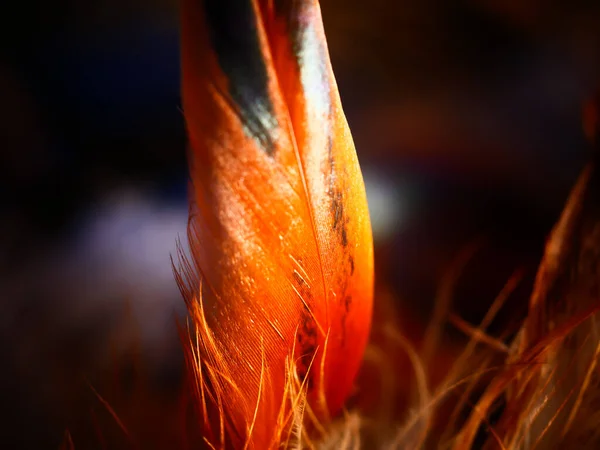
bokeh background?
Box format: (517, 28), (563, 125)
(2, 0), (600, 447)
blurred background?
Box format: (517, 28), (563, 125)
(1, 0), (600, 447)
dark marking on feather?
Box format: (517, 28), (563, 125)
(330, 189), (349, 248)
(349, 255), (355, 276)
(325, 133), (349, 247)
(340, 295), (352, 346)
(332, 191), (343, 230)
(203, 0), (277, 154)
(273, 0), (293, 17)
(293, 267), (317, 389)
(341, 226), (348, 247)
(296, 308), (318, 390)
(344, 295), (352, 313)
(337, 270), (349, 304)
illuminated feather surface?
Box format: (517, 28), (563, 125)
(177, 0), (374, 448)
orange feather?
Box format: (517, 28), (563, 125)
(177, 0), (374, 447)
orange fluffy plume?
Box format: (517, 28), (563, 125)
(176, 0), (374, 448)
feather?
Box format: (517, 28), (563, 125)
(453, 91), (600, 449)
(177, 0), (374, 448)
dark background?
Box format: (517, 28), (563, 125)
(1, 0), (600, 447)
